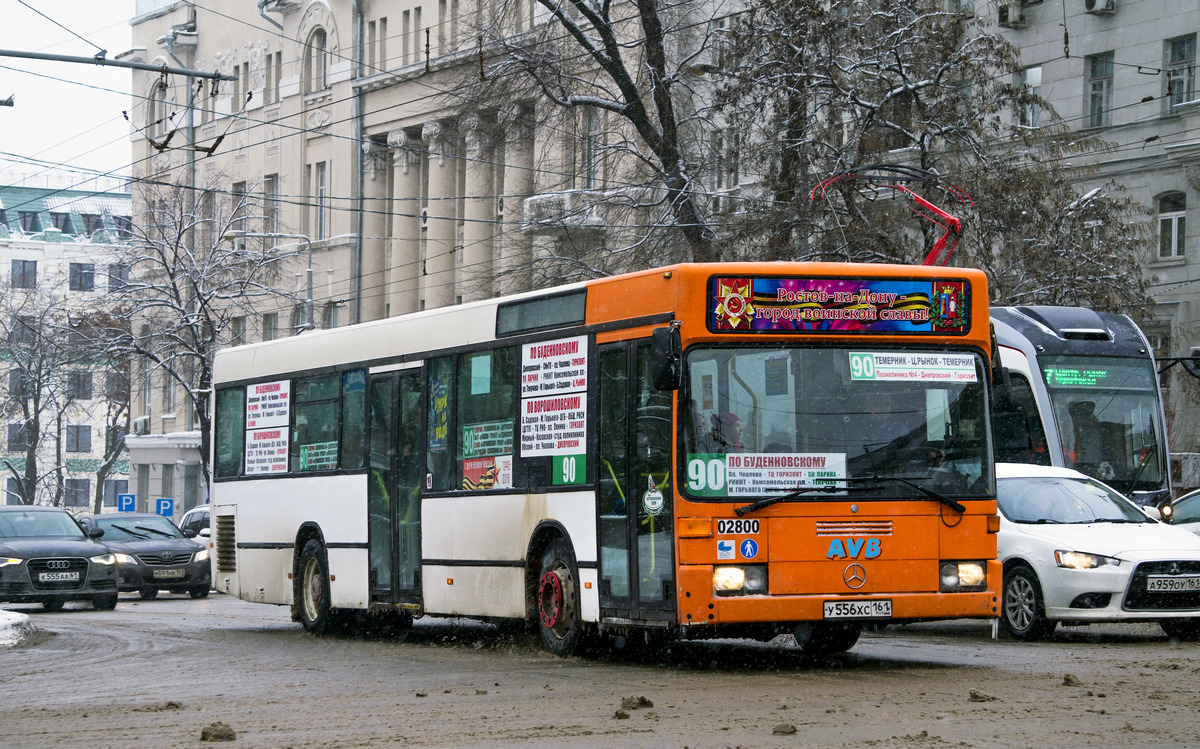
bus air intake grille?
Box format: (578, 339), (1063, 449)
(215, 515), (237, 573)
(815, 521), (894, 537)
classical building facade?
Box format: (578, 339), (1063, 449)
(996, 1), (1200, 456)
(0, 174), (132, 510)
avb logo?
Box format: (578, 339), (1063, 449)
(826, 537), (882, 560)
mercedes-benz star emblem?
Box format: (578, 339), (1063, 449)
(843, 563), (866, 589)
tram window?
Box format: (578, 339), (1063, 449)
(457, 348), (516, 490)
(214, 387), (245, 478)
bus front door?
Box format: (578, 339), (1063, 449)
(367, 370), (423, 604)
(597, 341), (676, 625)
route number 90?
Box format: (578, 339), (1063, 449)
(849, 353), (875, 380)
(688, 458), (726, 492)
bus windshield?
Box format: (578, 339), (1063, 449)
(1040, 355), (1166, 492)
(681, 346), (992, 499)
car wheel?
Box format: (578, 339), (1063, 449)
(93, 594), (118, 611)
(794, 622), (862, 655)
(41, 600), (64, 612)
(189, 587), (210, 599)
(139, 588), (158, 600)
(1002, 564), (1056, 641)
(297, 539), (335, 634)
(536, 538), (586, 656)
(1160, 619), (1200, 640)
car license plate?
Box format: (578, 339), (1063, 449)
(38, 571), (79, 582)
(1147, 575), (1200, 592)
(823, 599), (892, 619)
(153, 569), (186, 579)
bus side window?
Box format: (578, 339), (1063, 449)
(214, 387), (245, 478)
(456, 348), (516, 491)
(341, 369), (366, 470)
(291, 374), (340, 472)
(427, 357), (455, 491)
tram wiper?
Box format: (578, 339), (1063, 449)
(735, 485), (843, 517)
(1121, 443), (1157, 495)
(842, 476), (966, 513)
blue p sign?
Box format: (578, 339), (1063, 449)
(155, 497), (174, 517)
(117, 494), (136, 512)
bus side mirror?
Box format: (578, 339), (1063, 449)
(651, 325), (682, 391)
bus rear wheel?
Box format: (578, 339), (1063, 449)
(536, 539), (584, 656)
(298, 539), (335, 635)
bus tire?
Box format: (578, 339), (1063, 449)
(536, 538), (584, 656)
(794, 622), (861, 655)
(1002, 564), (1056, 641)
(298, 539), (335, 635)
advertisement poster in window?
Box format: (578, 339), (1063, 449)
(245, 380), (290, 474)
(462, 420), (513, 490)
(519, 336), (588, 483)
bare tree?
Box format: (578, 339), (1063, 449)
(106, 175), (300, 482)
(716, 0), (1152, 312)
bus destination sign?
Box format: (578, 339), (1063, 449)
(708, 276), (968, 334)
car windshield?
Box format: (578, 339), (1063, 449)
(96, 515), (185, 541)
(0, 510), (86, 539)
(680, 346), (992, 499)
(998, 476), (1149, 524)
(1040, 355), (1166, 493)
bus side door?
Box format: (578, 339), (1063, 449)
(597, 339), (676, 624)
(367, 369), (423, 604)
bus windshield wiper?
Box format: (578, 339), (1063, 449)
(735, 485), (843, 517)
(842, 476), (966, 513)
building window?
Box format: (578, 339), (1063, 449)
(231, 316), (247, 345)
(5, 478), (20, 505)
(1018, 65), (1042, 127)
(81, 214), (104, 235)
(107, 264), (130, 293)
(161, 464), (174, 500)
(66, 425), (91, 453)
(163, 372), (176, 414)
(581, 107), (601, 189)
(263, 312), (279, 341)
(1168, 35), (1197, 113)
(141, 357), (153, 416)
(69, 263), (95, 292)
(18, 212), (40, 233)
(8, 369), (31, 398)
(7, 423), (30, 452)
(68, 372), (93, 400)
(149, 82), (169, 137)
(1087, 52), (1114, 128)
(64, 478), (89, 508)
(315, 161), (328, 240)
(105, 370), (129, 399)
(324, 302), (341, 329)
(263, 174), (280, 234)
(51, 212), (72, 233)
(11, 259), (36, 288)
(102, 479), (128, 508)
(305, 28), (329, 93)
(1159, 192), (1187, 259)
(232, 181), (247, 231)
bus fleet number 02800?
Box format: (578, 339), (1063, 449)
(717, 519), (759, 535)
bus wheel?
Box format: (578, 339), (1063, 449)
(794, 622), (861, 655)
(537, 539), (583, 656)
(298, 539), (334, 635)
(1002, 564), (1056, 641)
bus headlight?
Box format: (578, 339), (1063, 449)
(940, 561), (986, 591)
(713, 566), (767, 595)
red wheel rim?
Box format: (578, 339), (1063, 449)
(539, 569), (563, 630)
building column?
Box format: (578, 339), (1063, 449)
(387, 128), (421, 317)
(499, 116), (534, 296)
(460, 115), (494, 303)
(422, 119), (456, 310)
(360, 140), (390, 322)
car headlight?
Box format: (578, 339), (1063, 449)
(1161, 504), (1174, 520)
(195, 548), (210, 563)
(114, 553), (137, 565)
(0, 557), (22, 568)
(940, 561), (986, 591)
(89, 553), (116, 566)
(1055, 550), (1119, 569)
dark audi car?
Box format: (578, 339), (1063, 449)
(79, 513), (211, 599)
(0, 505), (119, 611)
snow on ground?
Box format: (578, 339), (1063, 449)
(0, 609), (32, 646)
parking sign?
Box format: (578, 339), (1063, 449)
(155, 497), (174, 517)
(117, 493), (136, 512)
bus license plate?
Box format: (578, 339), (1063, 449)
(38, 571), (79, 583)
(153, 569), (186, 579)
(824, 599), (892, 619)
(1147, 575), (1200, 592)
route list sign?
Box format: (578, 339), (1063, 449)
(520, 336), (588, 459)
(245, 379), (290, 475)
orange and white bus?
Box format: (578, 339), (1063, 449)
(209, 262), (999, 655)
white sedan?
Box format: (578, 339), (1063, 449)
(996, 463), (1200, 640)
